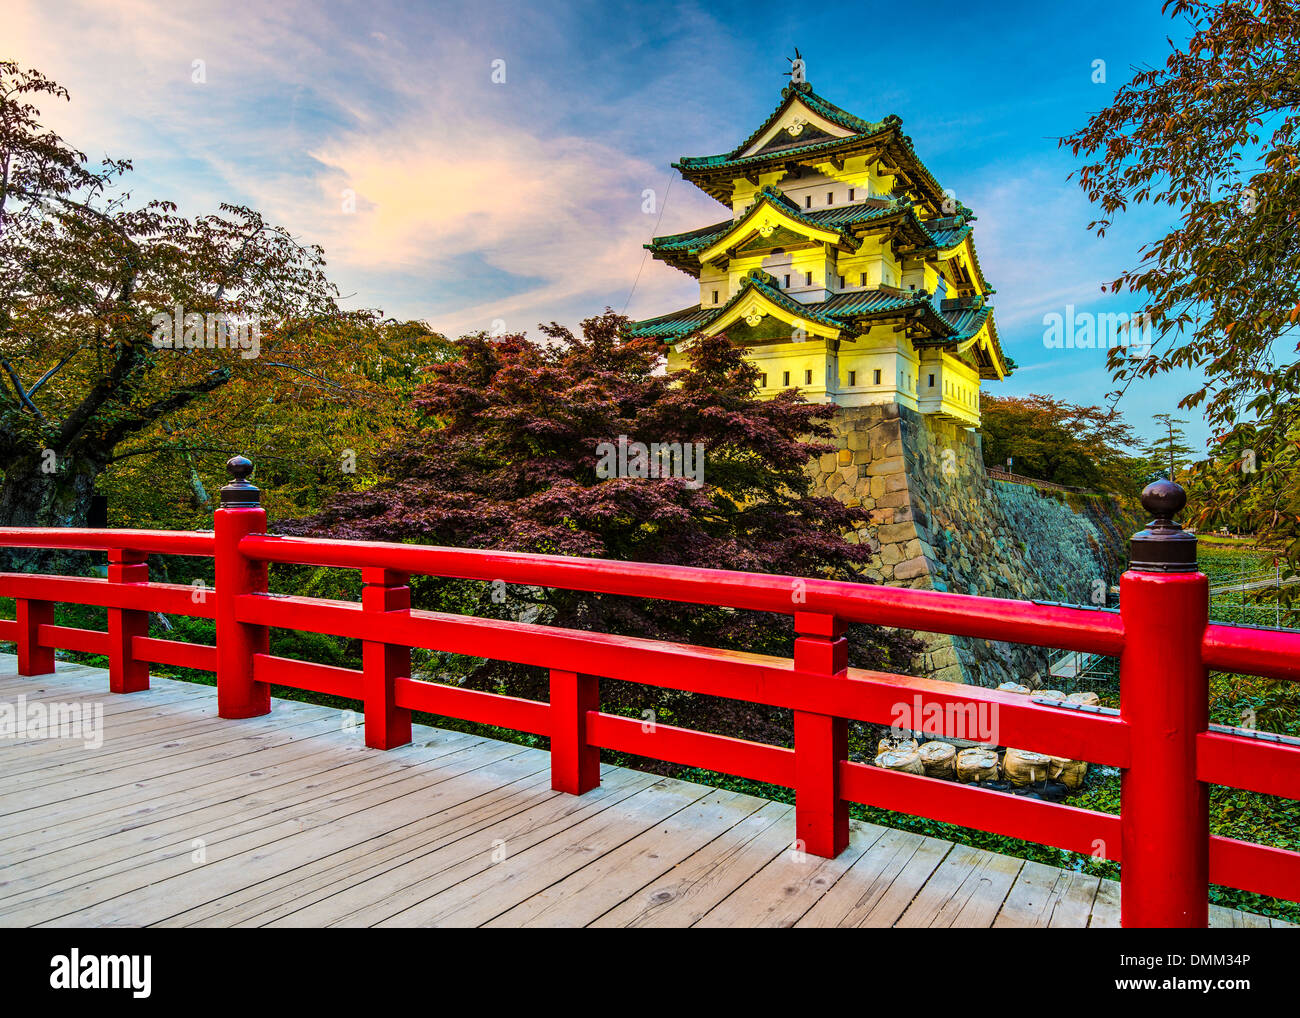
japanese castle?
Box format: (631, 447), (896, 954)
(627, 73), (1008, 426)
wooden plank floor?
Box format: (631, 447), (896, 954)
(0, 654), (1291, 928)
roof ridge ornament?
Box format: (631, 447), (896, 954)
(784, 48), (806, 87)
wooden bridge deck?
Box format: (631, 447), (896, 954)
(0, 654), (1289, 928)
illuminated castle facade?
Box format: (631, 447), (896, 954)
(628, 77), (1007, 426)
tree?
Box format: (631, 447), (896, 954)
(0, 62), (382, 565)
(284, 313), (920, 746)
(1144, 413), (1198, 482)
(1186, 403), (1300, 548)
(1061, 0), (1300, 561)
(97, 318), (460, 534)
(978, 393), (1147, 496)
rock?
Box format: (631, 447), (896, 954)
(997, 682), (1031, 695)
(1066, 691), (1100, 706)
(893, 555), (929, 580)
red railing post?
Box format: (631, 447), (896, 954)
(107, 548), (149, 693)
(214, 456), (270, 719)
(550, 668), (600, 794)
(15, 597), (55, 676)
(793, 610), (849, 858)
(361, 567), (413, 749)
(1120, 480), (1208, 927)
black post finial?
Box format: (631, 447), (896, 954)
(219, 454), (261, 509)
(1129, 479), (1197, 572)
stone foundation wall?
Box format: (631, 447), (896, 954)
(809, 403), (1133, 687)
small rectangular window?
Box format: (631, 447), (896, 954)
(760, 372), (768, 388)
(805, 369), (813, 384)
(784, 274), (791, 288)
(804, 195), (812, 209)
(848, 370), (856, 386)
(859, 272), (866, 286)
(711, 290), (719, 304)
(827, 192), (833, 205)
(805, 271), (812, 286)
(848, 188), (855, 201)
(838, 275), (845, 288)
(782, 371), (790, 386)
(929, 373), (935, 387)
(873, 369), (881, 385)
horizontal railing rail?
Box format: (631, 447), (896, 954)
(0, 459), (1296, 927)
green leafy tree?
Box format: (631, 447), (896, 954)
(0, 62), (394, 567)
(978, 393), (1147, 496)
(1062, 0), (1300, 563)
(1143, 413), (1198, 483)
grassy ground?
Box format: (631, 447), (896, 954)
(3, 543), (1299, 923)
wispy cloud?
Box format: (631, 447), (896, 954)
(11, 0), (1208, 448)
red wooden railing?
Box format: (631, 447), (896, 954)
(1, 460), (1298, 927)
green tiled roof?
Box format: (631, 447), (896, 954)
(623, 303), (721, 340)
(646, 187), (973, 274)
(675, 128), (888, 173)
(673, 83), (958, 220)
(677, 83), (889, 171)
(646, 220), (733, 254)
(627, 276), (969, 344)
(938, 304), (990, 342)
(913, 215), (973, 251)
(817, 289), (932, 317)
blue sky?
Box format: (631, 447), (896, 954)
(12, 0), (1207, 450)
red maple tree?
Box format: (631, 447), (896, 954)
(285, 311), (919, 748)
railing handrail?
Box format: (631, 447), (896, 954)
(238, 533), (1128, 656)
(0, 527), (214, 555)
(1, 465), (1297, 928)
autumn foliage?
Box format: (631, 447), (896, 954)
(286, 312), (920, 747)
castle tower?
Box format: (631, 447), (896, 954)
(625, 71), (1138, 690)
(627, 76), (1009, 423)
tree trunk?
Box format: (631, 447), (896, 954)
(0, 448), (106, 574)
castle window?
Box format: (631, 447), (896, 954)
(805, 195), (812, 209)
(805, 271), (812, 285)
(849, 188), (855, 200)
(859, 272), (866, 286)
(827, 192), (833, 205)
(873, 369), (881, 384)
(838, 275), (845, 288)
(760, 372), (768, 388)
(929, 373), (935, 387)
(848, 370), (857, 386)
(805, 369), (813, 385)
(782, 371), (790, 386)
(711, 290), (719, 304)
(784, 274), (791, 288)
